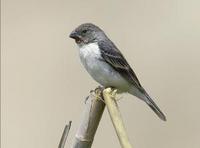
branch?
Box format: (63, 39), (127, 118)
(103, 88), (133, 148)
(59, 121), (72, 148)
(71, 88), (105, 148)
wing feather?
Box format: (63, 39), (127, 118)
(98, 40), (142, 88)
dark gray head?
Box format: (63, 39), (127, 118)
(69, 23), (106, 46)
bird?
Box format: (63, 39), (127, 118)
(69, 23), (166, 121)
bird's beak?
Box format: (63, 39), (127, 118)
(69, 30), (79, 39)
(69, 30), (83, 44)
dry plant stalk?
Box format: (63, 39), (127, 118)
(59, 121), (72, 148)
(72, 88), (105, 148)
(103, 88), (133, 148)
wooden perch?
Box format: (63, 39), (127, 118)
(103, 88), (133, 148)
(59, 87), (133, 148)
(71, 88), (105, 148)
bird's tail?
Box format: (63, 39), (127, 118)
(129, 87), (166, 121)
(144, 92), (166, 121)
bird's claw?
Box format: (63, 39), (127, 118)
(110, 88), (118, 98)
(89, 86), (105, 103)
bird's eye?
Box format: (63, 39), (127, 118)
(82, 30), (88, 34)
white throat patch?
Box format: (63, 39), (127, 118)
(79, 42), (101, 59)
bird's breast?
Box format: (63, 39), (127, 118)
(79, 42), (103, 73)
(78, 43), (129, 91)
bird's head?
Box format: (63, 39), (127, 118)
(69, 23), (105, 46)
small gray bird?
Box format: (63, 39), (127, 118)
(69, 23), (166, 121)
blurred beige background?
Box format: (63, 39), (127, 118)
(1, 0), (200, 148)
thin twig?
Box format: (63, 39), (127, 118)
(59, 121), (72, 148)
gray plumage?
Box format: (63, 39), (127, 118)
(69, 23), (166, 121)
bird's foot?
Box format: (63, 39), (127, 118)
(110, 89), (118, 98)
(103, 87), (119, 99)
(89, 86), (105, 103)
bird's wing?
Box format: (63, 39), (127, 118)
(98, 40), (142, 88)
(98, 40), (167, 121)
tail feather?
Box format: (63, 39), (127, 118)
(143, 90), (166, 121)
(129, 86), (166, 121)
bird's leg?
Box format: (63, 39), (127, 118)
(94, 85), (104, 93)
(88, 86), (121, 103)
